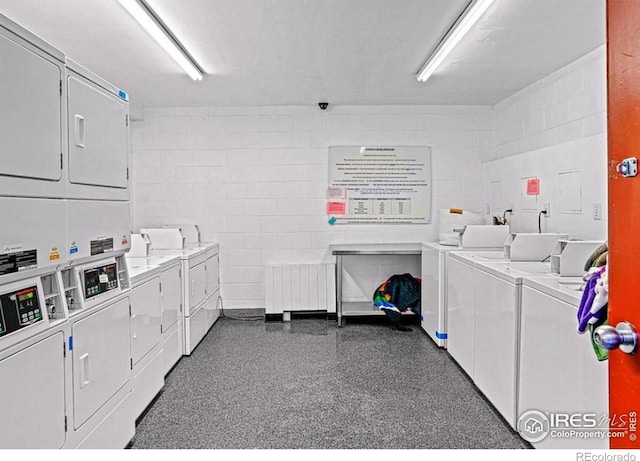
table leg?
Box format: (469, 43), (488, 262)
(336, 254), (343, 327)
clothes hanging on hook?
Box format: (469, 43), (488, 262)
(576, 265), (609, 360)
(577, 265), (608, 334)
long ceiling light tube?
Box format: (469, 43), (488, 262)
(118, 0), (204, 80)
(416, 0), (495, 82)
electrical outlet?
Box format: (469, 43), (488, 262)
(543, 202), (551, 217)
(593, 202), (602, 221)
(486, 203), (491, 215)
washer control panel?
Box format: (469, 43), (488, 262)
(0, 286), (42, 337)
(83, 262), (118, 300)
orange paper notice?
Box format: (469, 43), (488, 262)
(327, 201), (346, 215)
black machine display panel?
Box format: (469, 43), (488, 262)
(0, 285), (42, 337)
(83, 262), (118, 299)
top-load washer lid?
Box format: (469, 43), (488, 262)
(146, 254), (181, 268)
(127, 234), (150, 258)
(449, 250), (507, 266)
(460, 225), (511, 248)
(149, 246), (207, 260)
(473, 260), (556, 283)
(522, 276), (585, 307)
(125, 257), (162, 286)
(423, 242), (505, 253)
(140, 228), (184, 250)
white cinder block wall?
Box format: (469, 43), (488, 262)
(482, 47), (607, 240)
(131, 46), (608, 309)
(131, 105), (492, 309)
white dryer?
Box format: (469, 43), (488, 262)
(65, 59), (129, 202)
(0, 14), (66, 199)
(519, 276), (608, 449)
(63, 255), (135, 449)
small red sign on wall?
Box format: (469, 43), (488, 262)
(526, 178), (540, 195)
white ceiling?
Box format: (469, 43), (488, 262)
(0, 0), (605, 109)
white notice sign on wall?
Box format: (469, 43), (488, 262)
(328, 146), (431, 224)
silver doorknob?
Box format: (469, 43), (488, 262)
(593, 322), (638, 354)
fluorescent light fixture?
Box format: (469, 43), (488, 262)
(416, 0), (495, 82)
(118, 0), (204, 80)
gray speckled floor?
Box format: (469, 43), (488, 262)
(129, 316), (530, 449)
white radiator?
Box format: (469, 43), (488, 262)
(265, 264), (336, 314)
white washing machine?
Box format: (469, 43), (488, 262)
(141, 228), (219, 356)
(160, 225), (220, 330)
(446, 250), (511, 377)
(470, 259), (558, 429)
(126, 234), (183, 376)
(126, 259), (164, 420)
(520, 276), (609, 449)
(421, 243), (505, 348)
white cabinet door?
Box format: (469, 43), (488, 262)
(161, 265), (181, 332)
(187, 262), (207, 316)
(72, 297), (131, 429)
(67, 74), (128, 191)
(130, 278), (161, 365)
(0, 31), (63, 196)
(0, 332), (66, 448)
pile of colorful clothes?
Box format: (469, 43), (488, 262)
(373, 273), (421, 332)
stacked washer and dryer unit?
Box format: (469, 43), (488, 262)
(0, 14), (139, 448)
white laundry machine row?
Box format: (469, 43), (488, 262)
(446, 251), (560, 429)
(0, 253), (137, 449)
(0, 11), (137, 449)
(139, 228), (220, 356)
(519, 276), (608, 449)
